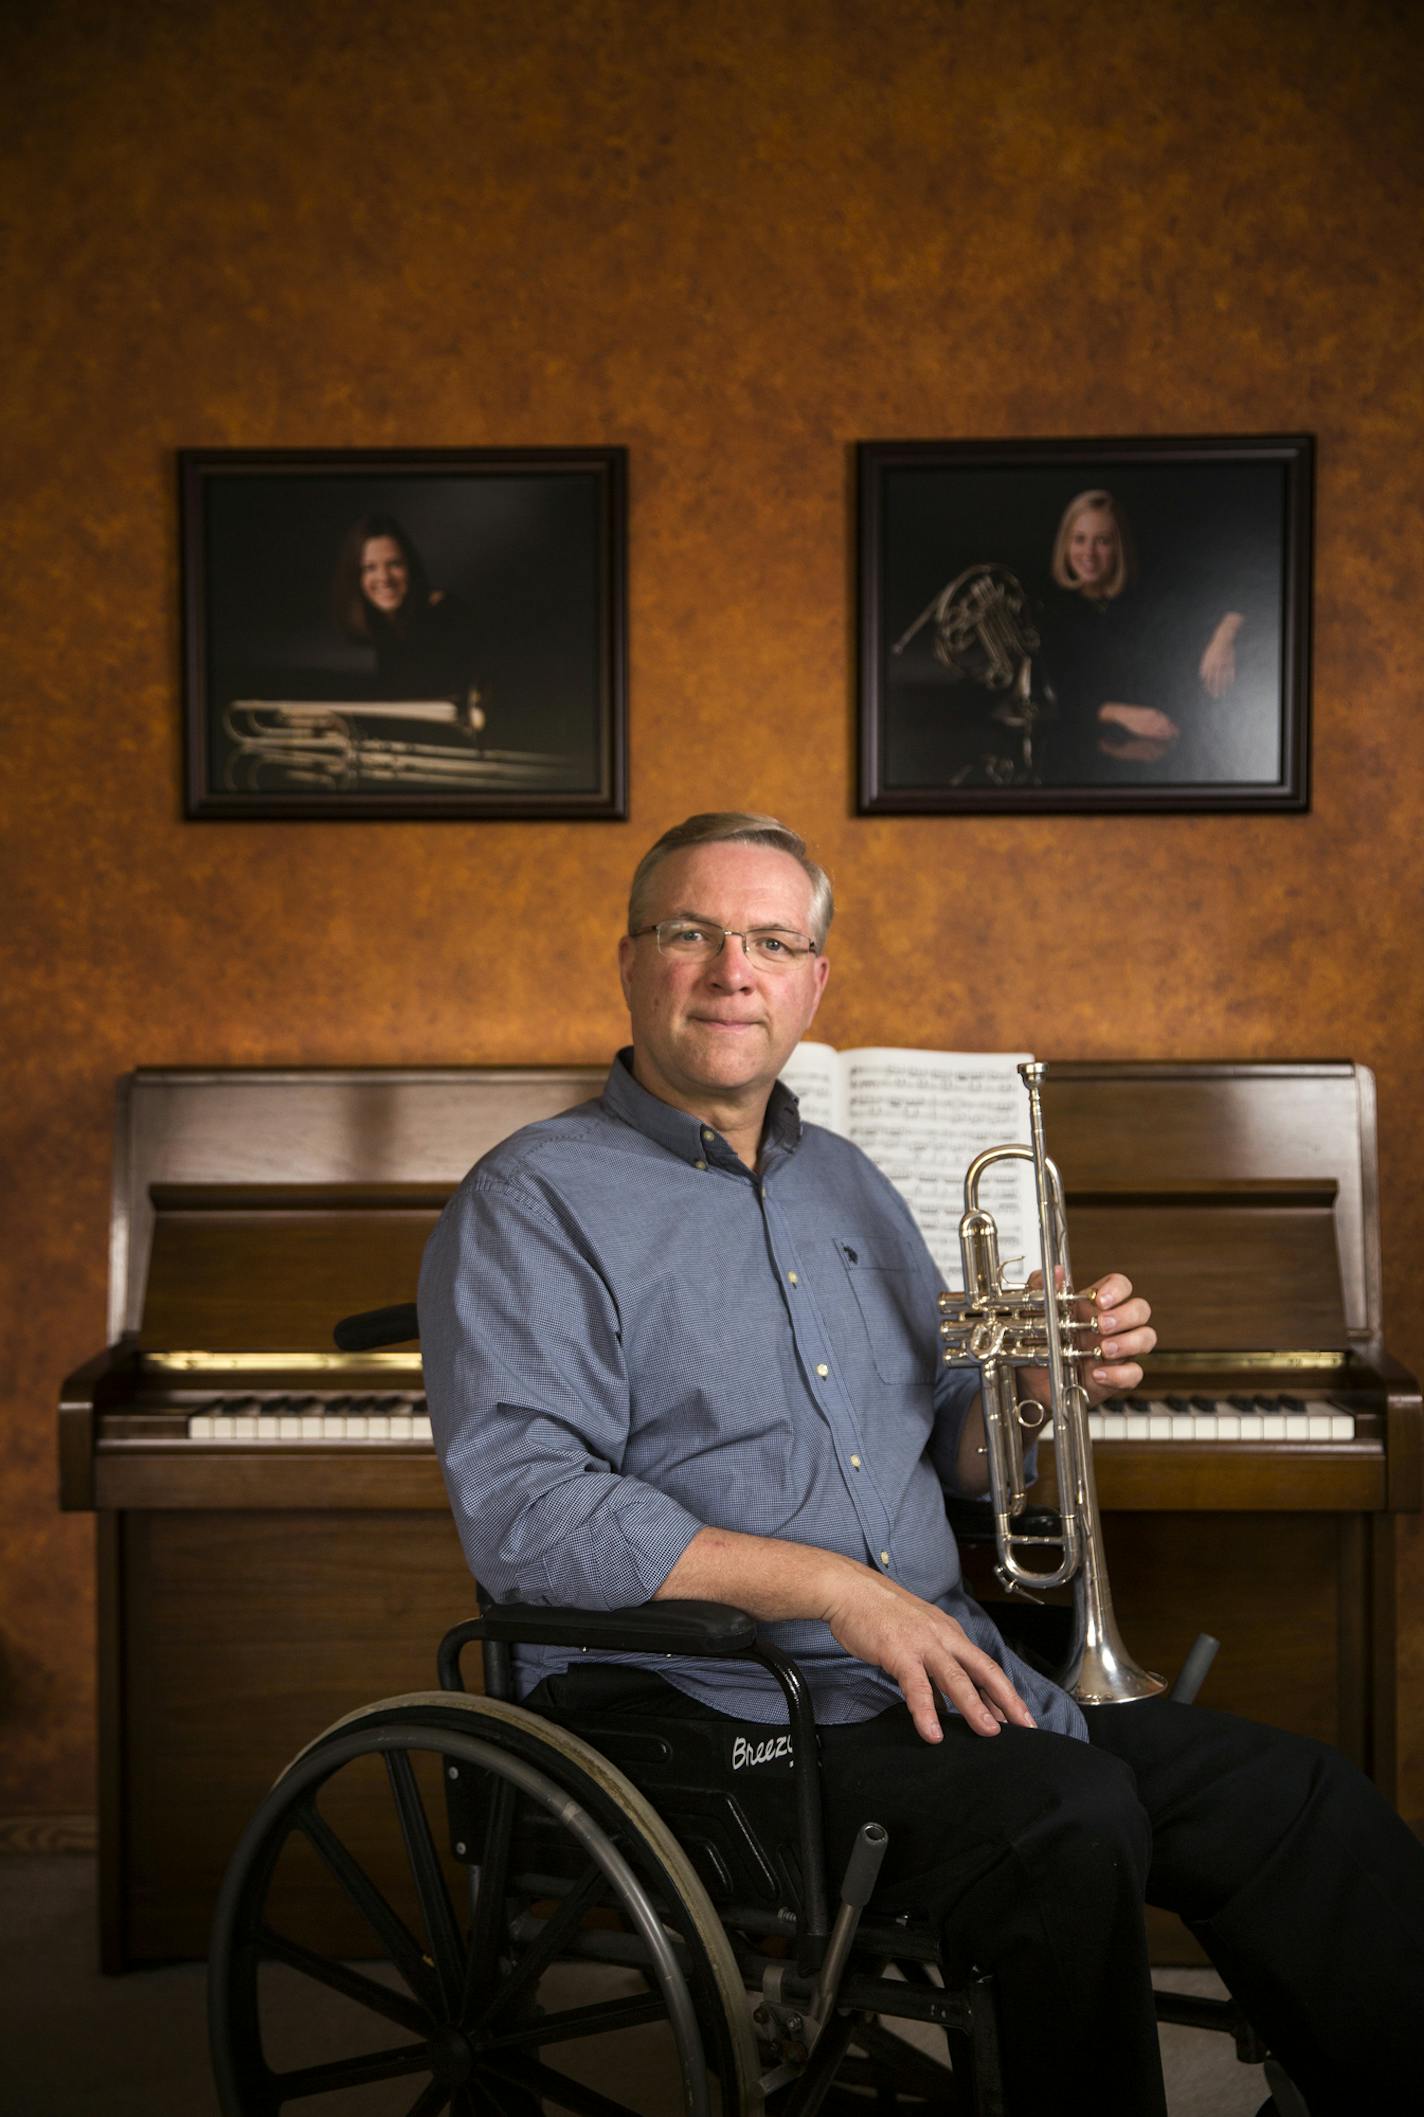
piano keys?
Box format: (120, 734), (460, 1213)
(1087, 1395), (1356, 1443)
(58, 1061), (1422, 1969)
(184, 1393), (432, 1442)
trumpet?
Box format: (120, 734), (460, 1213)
(937, 1061), (1164, 1706)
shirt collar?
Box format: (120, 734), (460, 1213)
(602, 1047), (804, 1172)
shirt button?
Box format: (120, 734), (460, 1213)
(787, 1270), (798, 1286)
(702, 1127), (715, 1142)
(815, 1363), (829, 1379)
(694, 1158), (707, 1171)
(880, 1550), (891, 1566)
(850, 1454), (862, 1469)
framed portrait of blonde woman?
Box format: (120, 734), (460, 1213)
(857, 435), (1313, 814)
(181, 447), (627, 820)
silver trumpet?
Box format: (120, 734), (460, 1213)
(937, 1061), (1164, 1706)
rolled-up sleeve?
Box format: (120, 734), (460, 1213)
(418, 1172), (705, 1608)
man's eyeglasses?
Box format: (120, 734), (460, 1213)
(628, 919), (819, 971)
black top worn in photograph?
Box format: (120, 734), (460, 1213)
(182, 447), (627, 820)
(859, 436), (1313, 815)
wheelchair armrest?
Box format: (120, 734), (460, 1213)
(475, 1597), (759, 1656)
(438, 1599), (760, 1695)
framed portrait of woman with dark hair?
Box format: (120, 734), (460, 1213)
(181, 447), (627, 820)
(857, 436), (1313, 815)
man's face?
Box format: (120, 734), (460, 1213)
(618, 841), (830, 1118)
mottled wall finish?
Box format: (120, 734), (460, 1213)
(3, 0), (1422, 1813)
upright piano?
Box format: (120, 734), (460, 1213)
(60, 1063), (1421, 1968)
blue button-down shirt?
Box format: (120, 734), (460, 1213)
(419, 1051), (1086, 1738)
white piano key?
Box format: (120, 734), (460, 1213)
(279, 1415), (303, 1440)
(1262, 1414), (1286, 1441)
(322, 1416), (347, 1441)
(300, 1415), (326, 1440)
(367, 1414), (390, 1441)
(1190, 1412), (1221, 1440)
(1240, 1414), (1265, 1441)
(412, 1415), (433, 1443)
(1216, 1413), (1241, 1442)
(212, 1416), (236, 1441)
(189, 1414), (214, 1440)
(1170, 1414), (1195, 1440)
(1125, 1413), (1150, 1440)
(389, 1414), (414, 1441)
(1331, 1412), (1355, 1440)
(1306, 1413), (1332, 1440)
(1088, 1412), (1103, 1440)
(344, 1415), (369, 1441)
(1283, 1414), (1311, 1440)
(1148, 1412), (1172, 1440)
(234, 1415), (259, 1440)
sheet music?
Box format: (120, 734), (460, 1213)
(788, 1044), (1037, 1285)
(778, 1040), (843, 1131)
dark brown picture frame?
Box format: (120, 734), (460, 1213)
(181, 447), (627, 820)
(857, 436), (1313, 814)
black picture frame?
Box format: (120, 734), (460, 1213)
(181, 447), (627, 820)
(857, 436), (1313, 814)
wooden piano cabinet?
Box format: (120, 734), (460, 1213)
(70, 1063), (1422, 1971)
(1395, 1513), (1424, 1841)
(101, 1507), (479, 1969)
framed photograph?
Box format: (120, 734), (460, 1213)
(181, 447), (627, 819)
(858, 436), (1313, 814)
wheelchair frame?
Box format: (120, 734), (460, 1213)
(206, 1305), (1276, 2115)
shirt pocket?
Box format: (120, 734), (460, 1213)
(833, 1233), (935, 1385)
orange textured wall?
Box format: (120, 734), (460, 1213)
(4, 0), (1422, 1814)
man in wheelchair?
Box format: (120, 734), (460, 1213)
(419, 810), (1424, 2116)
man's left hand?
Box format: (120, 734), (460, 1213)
(1023, 1272), (1155, 1408)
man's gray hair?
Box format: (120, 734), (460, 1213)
(627, 812), (835, 948)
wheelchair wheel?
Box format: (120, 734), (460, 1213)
(209, 1690), (761, 2116)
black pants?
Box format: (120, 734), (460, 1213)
(529, 1668), (1424, 2116)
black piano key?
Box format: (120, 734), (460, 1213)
(1190, 1396), (1218, 1412)
(1228, 1396), (1254, 1412)
(1165, 1396), (1192, 1413)
(1254, 1396), (1281, 1411)
(1280, 1394), (1304, 1410)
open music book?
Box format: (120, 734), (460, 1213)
(778, 1042), (1039, 1286)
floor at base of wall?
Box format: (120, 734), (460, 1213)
(1, 1853), (1268, 2115)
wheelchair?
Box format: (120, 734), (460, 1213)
(207, 1307), (1285, 2116)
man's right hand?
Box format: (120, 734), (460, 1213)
(820, 1563), (1037, 1743)
(658, 1525), (1037, 1745)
